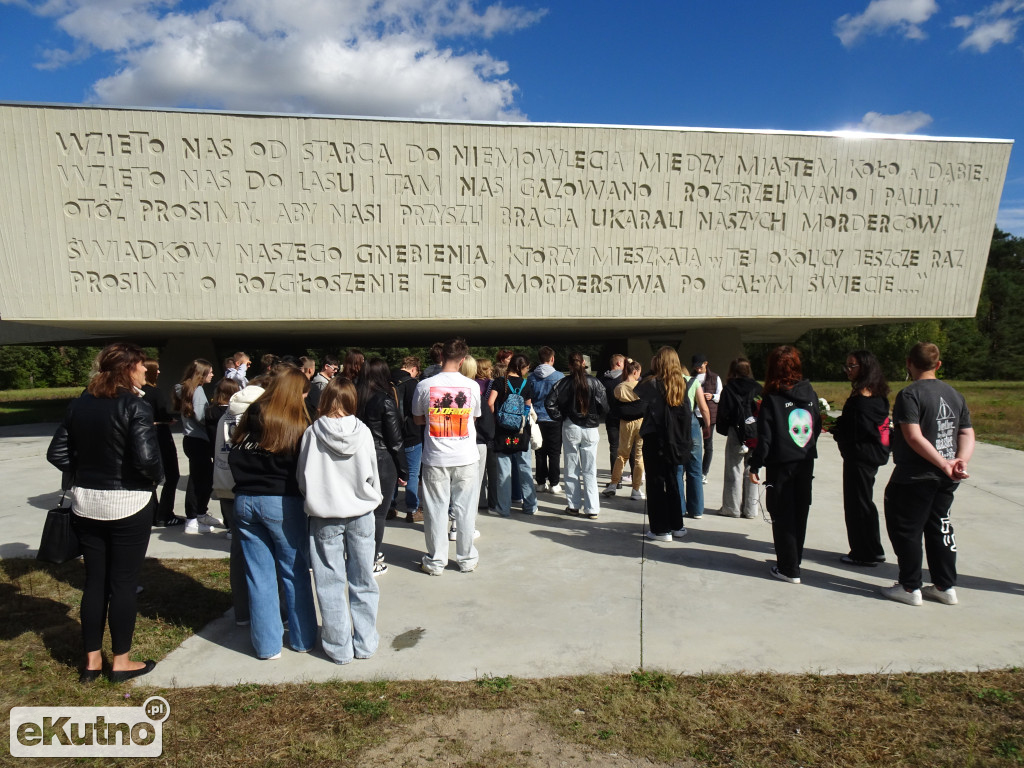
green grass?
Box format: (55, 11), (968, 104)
(816, 380), (1024, 451)
(0, 386), (80, 427)
(3, 558), (1024, 767)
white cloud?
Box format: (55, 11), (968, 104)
(996, 202), (1024, 236)
(951, 1), (1024, 52)
(15, 0), (547, 120)
(834, 0), (939, 47)
(847, 110), (934, 134)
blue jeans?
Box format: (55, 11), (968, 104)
(563, 421), (600, 516)
(309, 513), (379, 664)
(392, 442), (422, 512)
(679, 418), (704, 517)
(235, 494), (318, 658)
(495, 450), (537, 516)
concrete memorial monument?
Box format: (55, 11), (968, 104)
(0, 103), (1011, 348)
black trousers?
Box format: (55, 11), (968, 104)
(701, 431), (714, 477)
(73, 499), (153, 656)
(766, 458), (814, 579)
(842, 460), (885, 562)
(642, 437), (683, 535)
(373, 450), (398, 554)
(535, 420), (563, 486)
(884, 475), (958, 591)
(606, 418), (620, 473)
(182, 435), (213, 520)
(154, 424), (180, 523)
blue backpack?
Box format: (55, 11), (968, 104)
(497, 378), (528, 432)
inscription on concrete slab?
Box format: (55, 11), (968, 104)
(0, 104), (1011, 335)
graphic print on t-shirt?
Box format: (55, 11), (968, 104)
(428, 386), (473, 439)
(934, 397), (956, 458)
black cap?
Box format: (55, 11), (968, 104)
(691, 353), (708, 368)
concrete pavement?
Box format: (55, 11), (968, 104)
(2, 422), (1023, 686)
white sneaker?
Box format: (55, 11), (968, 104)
(602, 482), (618, 497)
(474, 529), (481, 539)
(770, 566), (801, 584)
(536, 481), (549, 493)
(701, 475), (708, 485)
(373, 561), (388, 577)
(881, 582), (922, 605)
(621, 473), (632, 485)
(184, 519), (214, 534)
(645, 530), (671, 542)
(448, 523), (457, 541)
(922, 585), (958, 605)
(197, 513), (223, 528)
(630, 488), (645, 501)
(549, 483), (562, 494)
(671, 528), (687, 539)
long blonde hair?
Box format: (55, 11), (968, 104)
(233, 367), (310, 453)
(651, 347), (688, 407)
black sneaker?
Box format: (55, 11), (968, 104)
(840, 555), (878, 567)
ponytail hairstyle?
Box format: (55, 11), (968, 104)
(568, 351), (590, 416)
(233, 366), (310, 453)
(651, 346), (686, 407)
(175, 358), (212, 418)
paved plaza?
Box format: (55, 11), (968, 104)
(2, 422), (1022, 687)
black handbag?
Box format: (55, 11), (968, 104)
(37, 492), (81, 564)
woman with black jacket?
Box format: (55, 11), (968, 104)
(831, 350), (891, 567)
(47, 342), (163, 683)
(716, 358), (763, 519)
(357, 358), (409, 576)
(749, 345), (822, 584)
(545, 352), (608, 519)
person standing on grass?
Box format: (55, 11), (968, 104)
(47, 342), (163, 683)
(298, 377), (382, 664)
(881, 342), (974, 607)
(831, 350), (891, 567)
(413, 338), (482, 575)
(749, 345), (821, 585)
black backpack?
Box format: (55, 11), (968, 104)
(658, 378), (696, 464)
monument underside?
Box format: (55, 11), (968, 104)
(0, 104), (1011, 346)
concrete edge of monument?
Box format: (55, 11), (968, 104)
(0, 100), (1013, 362)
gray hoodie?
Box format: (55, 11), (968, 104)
(212, 384), (265, 500)
(297, 415), (382, 520)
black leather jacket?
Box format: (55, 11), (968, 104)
(47, 390), (164, 490)
(545, 375), (609, 429)
(359, 389), (409, 482)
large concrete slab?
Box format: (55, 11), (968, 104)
(2, 423), (1022, 685)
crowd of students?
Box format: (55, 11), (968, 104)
(47, 338), (975, 679)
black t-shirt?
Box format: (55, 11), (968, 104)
(891, 378), (971, 481)
(491, 376), (535, 454)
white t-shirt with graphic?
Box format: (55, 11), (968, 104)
(413, 371), (481, 467)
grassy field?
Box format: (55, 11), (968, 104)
(0, 387), (80, 427)
(2, 558), (1022, 767)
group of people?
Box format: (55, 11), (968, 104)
(45, 337), (974, 681)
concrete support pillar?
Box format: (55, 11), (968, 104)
(156, 337), (218, 399)
(677, 329), (745, 376)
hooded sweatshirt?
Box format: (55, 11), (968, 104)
(212, 385), (264, 500)
(527, 363), (564, 422)
(297, 414), (382, 520)
(749, 379), (821, 473)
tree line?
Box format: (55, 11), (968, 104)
(2, 229), (1021, 390)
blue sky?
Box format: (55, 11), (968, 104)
(1, 0), (1021, 234)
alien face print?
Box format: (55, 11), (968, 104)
(788, 408), (813, 448)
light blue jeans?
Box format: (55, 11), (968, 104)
(235, 494), (318, 658)
(563, 421), (600, 516)
(391, 441), (422, 512)
(494, 449), (537, 517)
(421, 462), (480, 573)
(679, 417), (704, 517)
(309, 513), (379, 664)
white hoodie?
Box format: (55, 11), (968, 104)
(297, 415), (382, 519)
(212, 385), (264, 500)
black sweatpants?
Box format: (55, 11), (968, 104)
(642, 437), (684, 536)
(884, 475), (958, 591)
(154, 424), (180, 523)
(535, 420), (562, 486)
(842, 460), (885, 562)
(766, 458), (814, 579)
(182, 435), (213, 520)
(73, 499), (154, 655)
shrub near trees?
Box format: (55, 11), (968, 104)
(1, 230), (1021, 389)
